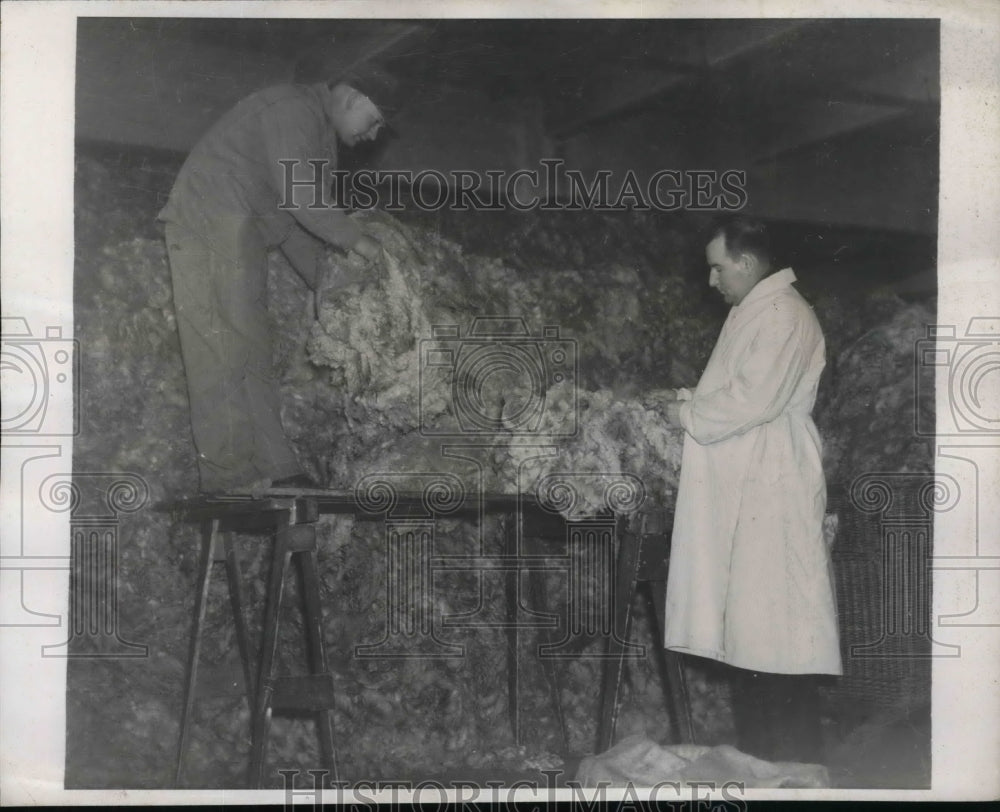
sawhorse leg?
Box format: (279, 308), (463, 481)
(596, 517), (642, 753)
(503, 511), (569, 749)
(248, 514), (338, 788)
(297, 538), (338, 783)
(248, 518), (289, 788)
(528, 560), (571, 752)
(175, 520), (254, 787)
(226, 535), (256, 705)
(175, 520), (216, 786)
(596, 514), (694, 753)
(645, 580), (695, 744)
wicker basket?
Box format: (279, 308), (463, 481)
(825, 495), (932, 717)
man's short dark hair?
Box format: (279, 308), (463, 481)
(709, 217), (775, 270)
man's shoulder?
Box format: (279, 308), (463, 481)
(775, 285), (825, 339)
(747, 282), (805, 314)
(198, 84), (323, 143)
(236, 84), (317, 114)
(776, 282), (813, 308)
(762, 277), (812, 310)
(744, 283), (823, 338)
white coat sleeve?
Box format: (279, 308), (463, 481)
(260, 100), (363, 250)
(679, 309), (808, 444)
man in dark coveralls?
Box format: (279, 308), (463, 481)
(159, 61), (395, 494)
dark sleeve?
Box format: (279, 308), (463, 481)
(259, 98), (362, 249)
(279, 227), (325, 290)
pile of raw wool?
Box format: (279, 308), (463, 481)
(69, 150), (731, 790)
(70, 147), (936, 788)
(812, 297), (936, 719)
(284, 209), (694, 515)
(814, 295), (935, 496)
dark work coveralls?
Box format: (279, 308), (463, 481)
(159, 83), (362, 492)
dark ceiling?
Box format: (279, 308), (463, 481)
(110, 17), (939, 145)
(78, 16), (940, 288)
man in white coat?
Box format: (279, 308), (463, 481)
(659, 217), (841, 764)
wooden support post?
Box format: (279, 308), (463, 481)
(296, 537), (338, 784)
(596, 510), (693, 753)
(248, 514), (293, 788)
(224, 536), (255, 709)
(596, 515), (642, 754)
(174, 519), (219, 787)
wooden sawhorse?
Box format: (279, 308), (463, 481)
(171, 493), (692, 786)
(596, 508), (695, 751)
(172, 496), (336, 789)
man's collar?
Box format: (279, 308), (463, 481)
(737, 267), (797, 308)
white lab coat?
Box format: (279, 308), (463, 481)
(663, 268), (842, 675)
